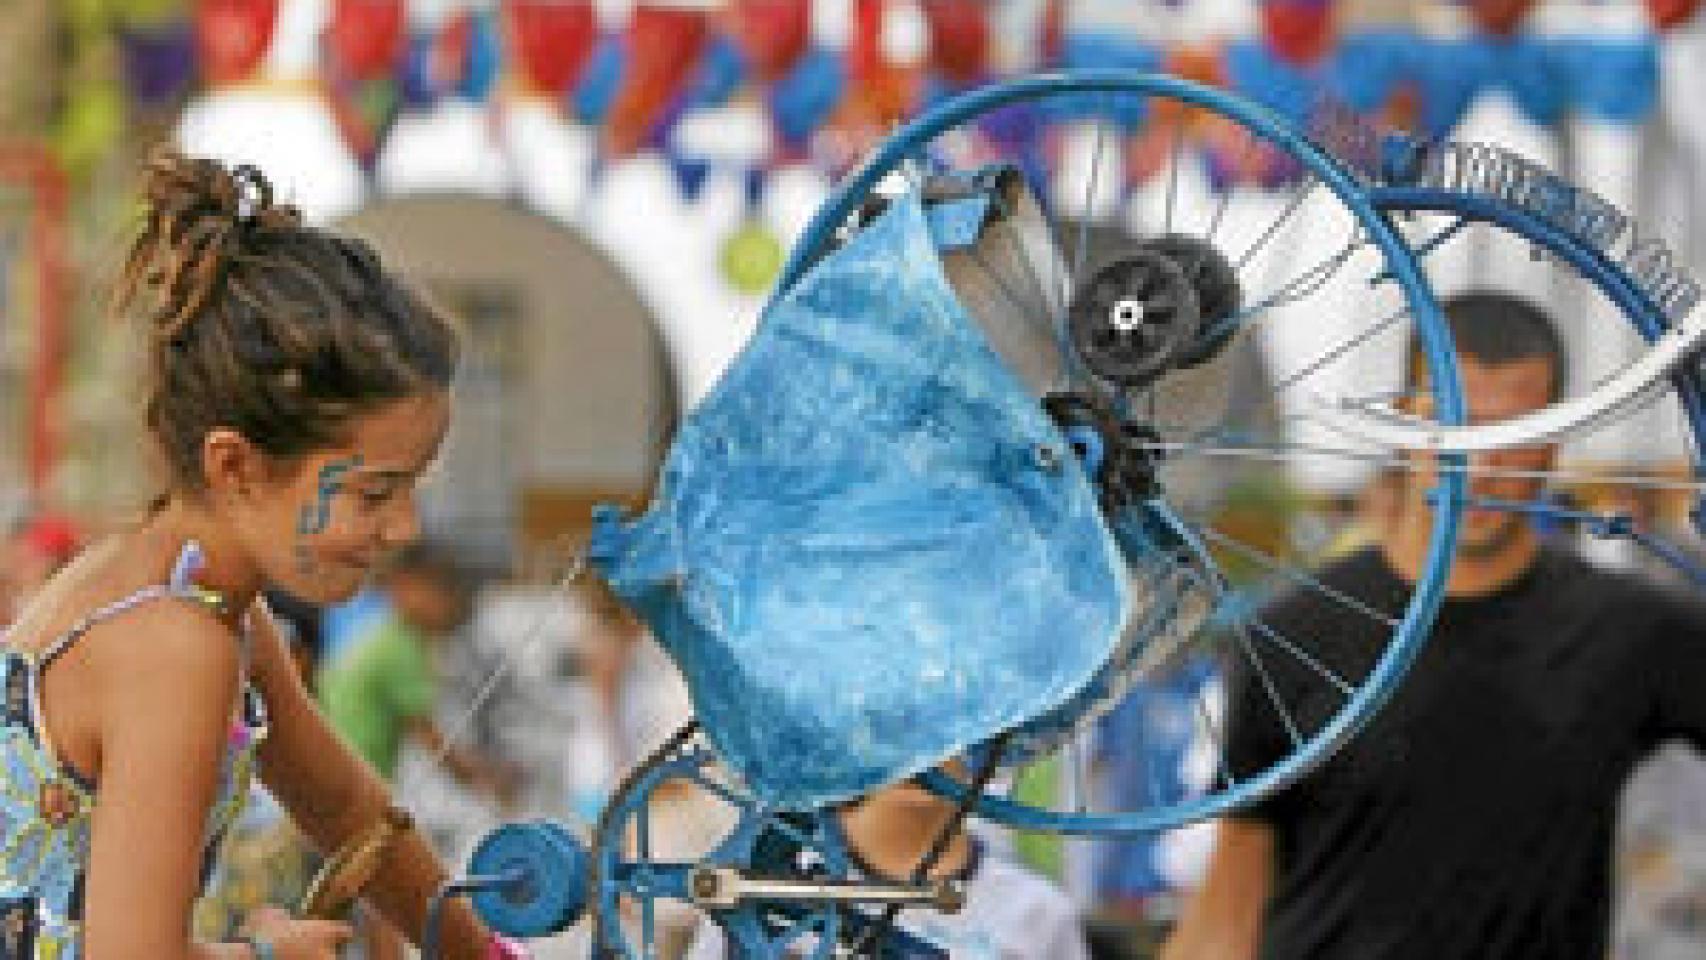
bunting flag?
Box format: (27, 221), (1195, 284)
(322, 0), (406, 166)
(401, 8), (503, 109)
(605, 4), (712, 156)
(326, 0), (406, 82)
(1120, 46), (1216, 188)
(1039, 0), (1065, 68)
(1410, 36), (1566, 135)
(767, 47), (847, 152)
(1467, 0), (1539, 37)
(923, 0), (990, 89)
(688, 33), (750, 108)
(507, 0), (600, 96)
(574, 34), (626, 123)
(847, 0), (887, 91)
(1647, 0), (1703, 31)
(1261, 0), (1336, 68)
(120, 18), (198, 110)
(1331, 29), (1418, 113)
(665, 149), (714, 200)
(195, 0), (280, 86)
(728, 0), (812, 84)
(828, 0), (927, 168)
(133, 2), (1670, 198)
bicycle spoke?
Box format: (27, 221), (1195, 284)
(1145, 437), (1706, 494)
(1191, 524), (1399, 629)
(964, 242), (1055, 339)
(1163, 116), (1185, 237)
(1228, 618), (1303, 748)
(1234, 178), (1320, 273)
(1201, 229), (1369, 344)
(1244, 615), (1356, 697)
(1064, 113), (1112, 311)
(1272, 305), (1412, 396)
(1191, 640), (1238, 793)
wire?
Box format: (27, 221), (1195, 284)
(421, 870), (527, 960)
(428, 548), (590, 773)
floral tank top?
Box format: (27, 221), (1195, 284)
(0, 543), (268, 958)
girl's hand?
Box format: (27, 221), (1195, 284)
(243, 905), (353, 959)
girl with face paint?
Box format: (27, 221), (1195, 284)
(0, 153), (514, 959)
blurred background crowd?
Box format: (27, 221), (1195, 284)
(7, 0), (1706, 956)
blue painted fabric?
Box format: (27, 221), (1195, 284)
(1006, 506), (1215, 759)
(1553, 39), (1658, 126)
(1411, 37), (1568, 136)
(590, 190), (1131, 808)
(768, 49), (845, 149)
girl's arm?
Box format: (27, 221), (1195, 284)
(247, 598), (492, 958)
(80, 602), (263, 959)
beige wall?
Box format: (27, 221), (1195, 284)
(341, 197), (676, 555)
(343, 197), (674, 484)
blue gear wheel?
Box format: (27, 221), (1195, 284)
(467, 821), (590, 939)
(591, 730), (850, 960)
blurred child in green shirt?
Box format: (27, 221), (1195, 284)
(317, 543), (517, 959)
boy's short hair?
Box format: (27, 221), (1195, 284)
(1408, 290), (1568, 402)
(383, 542), (464, 588)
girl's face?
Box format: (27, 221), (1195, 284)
(238, 391), (451, 605)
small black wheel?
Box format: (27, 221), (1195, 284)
(1067, 248), (1202, 388)
(1142, 234), (1243, 369)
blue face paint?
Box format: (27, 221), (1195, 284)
(297, 455), (365, 536)
(294, 455), (364, 576)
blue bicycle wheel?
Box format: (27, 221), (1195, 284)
(778, 71), (1469, 836)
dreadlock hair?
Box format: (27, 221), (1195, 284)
(116, 150), (460, 499)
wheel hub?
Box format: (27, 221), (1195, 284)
(1043, 391), (1166, 509)
(1067, 235), (1243, 387)
(1069, 248), (1200, 389)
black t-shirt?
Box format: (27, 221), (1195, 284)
(1224, 546), (1706, 960)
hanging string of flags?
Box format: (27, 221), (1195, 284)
(111, 0), (1698, 200)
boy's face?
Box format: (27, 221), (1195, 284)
(390, 571), (466, 635)
(1410, 354), (1559, 557)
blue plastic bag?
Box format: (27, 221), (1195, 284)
(590, 190), (1133, 807)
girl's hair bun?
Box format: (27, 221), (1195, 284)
(123, 149), (303, 342)
(115, 148), (459, 497)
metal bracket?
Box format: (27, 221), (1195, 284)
(687, 867), (965, 915)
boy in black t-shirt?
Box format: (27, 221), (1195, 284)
(1161, 291), (1706, 960)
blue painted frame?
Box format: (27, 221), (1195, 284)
(592, 748), (848, 960)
